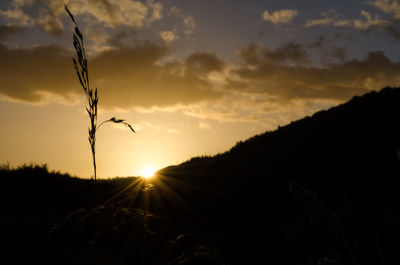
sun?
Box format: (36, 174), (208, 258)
(141, 166), (156, 178)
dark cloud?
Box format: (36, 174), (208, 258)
(106, 31), (130, 47)
(2, 37), (399, 113)
(384, 25), (400, 40)
(19, 0), (64, 36)
(328, 46), (347, 61)
(232, 44), (400, 102)
(306, 35), (327, 49)
(0, 25), (26, 41)
(355, 23), (400, 41)
(90, 45), (222, 108)
(333, 32), (354, 42)
(36, 13), (64, 36)
(306, 35), (349, 62)
(185, 52), (224, 75)
(0, 41), (222, 108)
(0, 43), (74, 102)
(238, 43), (310, 66)
(88, 0), (118, 25)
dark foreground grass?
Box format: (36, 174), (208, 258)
(0, 164), (226, 265)
(3, 87), (400, 264)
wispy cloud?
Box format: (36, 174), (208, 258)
(0, 0), (65, 36)
(183, 15), (195, 34)
(199, 121), (211, 129)
(262, 9), (299, 25)
(147, 0), (163, 22)
(353, 10), (389, 30)
(306, 9), (389, 31)
(159, 30), (176, 44)
(0, 7), (33, 26)
(305, 9), (340, 27)
(305, 8), (400, 40)
(237, 42), (310, 66)
(371, 0), (400, 19)
(165, 6), (196, 38)
(0, 24), (26, 41)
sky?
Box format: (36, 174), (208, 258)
(1, 0), (400, 178)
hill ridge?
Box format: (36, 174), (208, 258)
(164, 86), (399, 172)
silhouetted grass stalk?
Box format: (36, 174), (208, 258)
(65, 5), (135, 201)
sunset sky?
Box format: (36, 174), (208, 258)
(1, 0), (400, 178)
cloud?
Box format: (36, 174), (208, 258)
(0, 7), (33, 26)
(106, 31), (130, 47)
(353, 10), (389, 30)
(306, 35), (327, 49)
(262, 9), (299, 24)
(167, 128), (179, 134)
(306, 9), (389, 31)
(176, 42), (400, 124)
(182, 95), (264, 123)
(92, 47), (223, 109)
(384, 25), (400, 39)
(0, 0), (65, 36)
(0, 41), (223, 108)
(305, 9), (400, 40)
(166, 6), (196, 37)
(36, 1), (65, 36)
(305, 9), (339, 27)
(159, 30), (176, 43)
(178, 88), (331, 126)
(168, 7), (184, 18)
(1, 32), (399, 124)
(237, 43), (310, 66)
(185, 52), (224, 75)
(0, 43), (75, 102)
(68, 0), (150, 29)
(0, 25), (26, 41)
(183, 15), (195, 34)
(156, 42), (400, 123)
(231, 43), (400, 103)
(198, 121), (211, 129)
(371, 0), (400, 19)
(147, 0), (163, 22)
(0, 0), (164, 36)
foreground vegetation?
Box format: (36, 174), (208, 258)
(3, 87), (400, 264)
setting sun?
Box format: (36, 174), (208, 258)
(141, 166), (156, 178)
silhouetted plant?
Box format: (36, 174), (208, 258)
(65, 5), (135, 200)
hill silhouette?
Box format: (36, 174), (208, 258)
(157, 86), (400, 264)
(3, 87), (400, 265)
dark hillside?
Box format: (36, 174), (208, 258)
(158, 87), (400, 264)
(3, 87), (400, 265)
(0, 164), (135, 210)
(161, 87), (400, 204)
